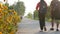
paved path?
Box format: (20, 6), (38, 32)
(16, 18), (60, 34)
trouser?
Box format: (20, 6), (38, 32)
(38, 12), (45, 30)
(55, 20), (59, 29)
(51, 16), (59, 28)
(51, 17), (54, 28)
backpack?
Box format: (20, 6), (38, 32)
(39, 1), (47, 14)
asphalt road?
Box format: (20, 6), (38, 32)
(16, 18), (60, 34)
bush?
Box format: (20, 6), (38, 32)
(0, 3), (21, 34)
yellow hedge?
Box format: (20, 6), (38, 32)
(0, 3), (21, 34)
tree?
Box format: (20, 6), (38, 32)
(46, 6), (51, 19)
(4, 2), (9, 7)
(26, 13), (32, 19)
(13, 1), (25, 16)
(45, 6), (51, 21)
(8, 5), (14, 9)
(33, 10), (38, 20)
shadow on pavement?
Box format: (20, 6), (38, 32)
(35, 31), (48, 34)
(35, 31), (60, 34)
(51, 31), (60, 34)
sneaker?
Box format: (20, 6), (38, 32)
(56, 29), (59, 31)
(50, 28), (54, 30)
(44, 27), (47, 31)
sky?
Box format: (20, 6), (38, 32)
(20, 0), (52, 16)
(0, 0), (53, 16)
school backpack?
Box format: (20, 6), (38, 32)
(39, 1), (47, 14)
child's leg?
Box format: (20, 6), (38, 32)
(56, 20), (59, 31)
(50, 18), (54, 30)
(38, 13), (44, 31)
(42, 14), (47, 31)
(40, 18), (44, 31)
